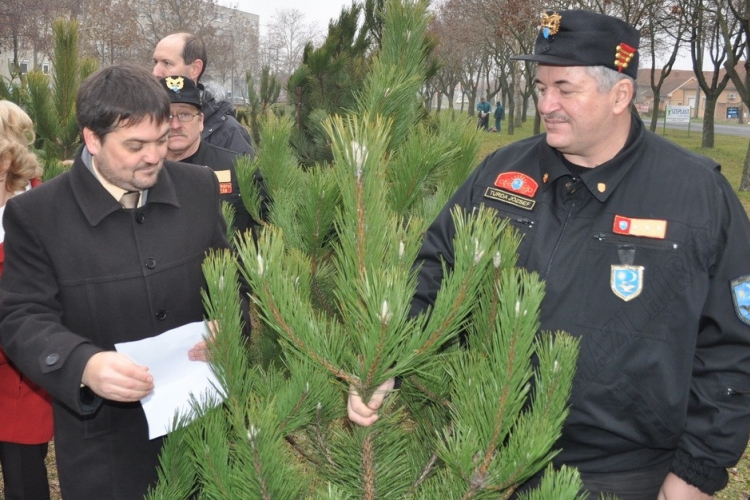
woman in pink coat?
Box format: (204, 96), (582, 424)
(0, 100), (52, 500)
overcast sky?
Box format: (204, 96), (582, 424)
(224, 0), (697, 70)
(226, 0), (354, 33)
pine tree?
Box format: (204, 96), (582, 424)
(286, 2), (373, 167)
(148, 1), (582, 498)
(25, 19), (98, 164)
(242, 66), (282, 148)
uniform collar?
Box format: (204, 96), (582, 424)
(70, 146), (181, 226)
(181, 141), (205, 164)
(539, 112), (644, 202)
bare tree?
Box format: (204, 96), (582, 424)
(262, 8), (319, 86)
(429, 8), (463, 112)
(210, 10), (260, 99)
(484, 0), (543, 134)
(0, 0), (67, 78)
(131, 0), (222, 62)
(640, 1), (690, 132)
(429, 1), (467, 112)
(79, 0), (140, 66)
(719, 0), (750, 190)
(688, 0), (742, 147)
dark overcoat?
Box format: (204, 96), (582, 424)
(0, 147), (230, 499)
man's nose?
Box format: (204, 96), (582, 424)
(143, 142), (165, 165)
(537, 92), (558, 115)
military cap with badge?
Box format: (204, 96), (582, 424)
(512, 9), (640, 79)
(160, 75), (202, 109)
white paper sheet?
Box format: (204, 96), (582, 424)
(115, 321), (224, 439)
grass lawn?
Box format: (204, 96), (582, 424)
(10, 120), (750, 499)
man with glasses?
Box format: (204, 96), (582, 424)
(160, 75), (262, 238)
(153, 33), (254, 156)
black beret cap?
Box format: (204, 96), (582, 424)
(512, 10), (640, 79)
(159, 75), (202, 108)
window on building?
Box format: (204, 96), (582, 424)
(42, 63), (50, 74)
(20, 61), (28, 74)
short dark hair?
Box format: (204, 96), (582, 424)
(181, 33), (207, 82)
(76, 65), (171, 141)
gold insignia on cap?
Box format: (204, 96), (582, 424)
(165, 76), (185, 92)
(614, 44), (637, 73)
(541, 11), (561, 39)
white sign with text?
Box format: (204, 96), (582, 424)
(666, 105), (691, 123)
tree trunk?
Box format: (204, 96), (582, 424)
(740, 139), (750, 192)
(649, 91), (660, 132)
(534, 110), (541, 136)
(702, 97), (717, 149)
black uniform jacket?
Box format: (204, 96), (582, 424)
(200, 87), (254, 156)
(184, 140), (265, 237)
(413, 114), (750, 493)
(0, 147), (230, 499)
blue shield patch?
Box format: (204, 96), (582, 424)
(731, 276), (750, 326)
(611, 265), (644, 302)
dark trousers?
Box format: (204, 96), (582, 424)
(0, 442), (51, 500)
(511, 460), (672, 500)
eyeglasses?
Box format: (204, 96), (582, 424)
(169, 112), (201, 123)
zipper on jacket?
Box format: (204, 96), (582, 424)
(511, 217), (535, 229)
(543, 201), (576, 279)
(592, 232), (679, 251)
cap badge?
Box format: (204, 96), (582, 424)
(541, 12), (561, 39)
(614, 43), (637, 73)
(165, 76), (185, 93)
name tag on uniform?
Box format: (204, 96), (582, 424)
(214, 170), (233, 194)
(612, 215), (667, 239)
(484, 187), (536, 210)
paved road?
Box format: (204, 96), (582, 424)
(658, 120), (750, 138)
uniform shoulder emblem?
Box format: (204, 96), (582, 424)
(731, 276), (750, 325)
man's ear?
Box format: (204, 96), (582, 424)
(190, 59), (204, 83)
(82, 128), (102, 156)
(612, 79), (635, 115)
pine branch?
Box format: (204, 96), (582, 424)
(362, 432), (376, 500)
(249, 427), (272, 500)
(411, 452), (439, 494)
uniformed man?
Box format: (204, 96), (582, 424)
(159, 75), (264, 238)
(348, 9), (750, 500)
(152, 32), (254, 156)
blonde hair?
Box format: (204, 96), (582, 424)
(0, 100), (43, 192)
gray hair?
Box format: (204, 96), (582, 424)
(583, 65), (638, 101)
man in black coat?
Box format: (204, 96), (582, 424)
(153, 32), (254, 156)
(160, 75), (266, 238)
(0, 65), (232, 499)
